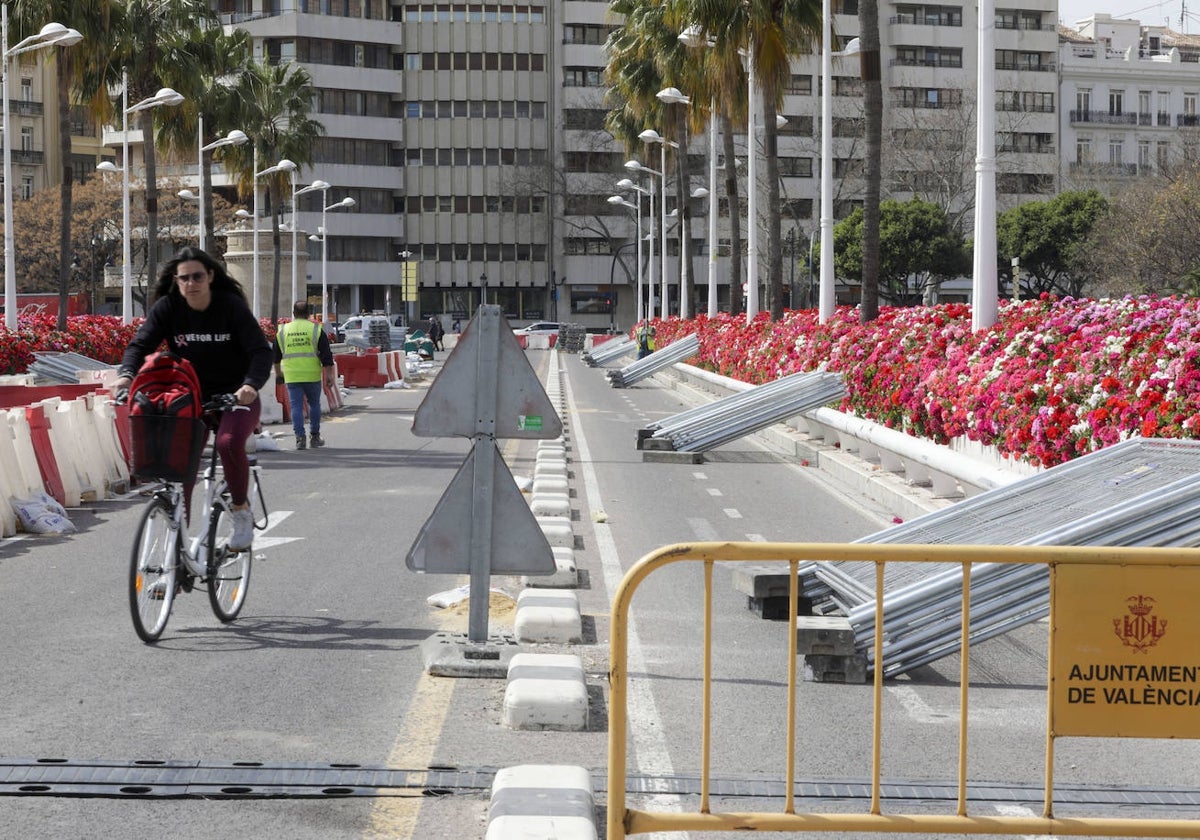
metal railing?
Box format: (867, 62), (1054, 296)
(608, 541), (1200, 838)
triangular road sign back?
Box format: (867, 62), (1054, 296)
(412, 307), (563, 439)
(406, 445), (557, 575)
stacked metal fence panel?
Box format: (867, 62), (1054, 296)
(643, 371), (844, 452)
(557, 324), (587, 353)
(582, 335), (636, 367)
(802, 438), (1200, 677)
(30, 352), (116, 384)
(606, 333), (700, 388)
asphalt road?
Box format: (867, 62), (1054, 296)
(2, 348), (1198, 839)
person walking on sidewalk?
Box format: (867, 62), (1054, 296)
(115, 246), (272, 551)
(274, 300), (336, 450)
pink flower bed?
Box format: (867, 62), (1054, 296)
(0, 314), (280, 379)
(650, 295), (1200, 468)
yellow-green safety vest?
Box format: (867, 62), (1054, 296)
(278, 319), (323, 383)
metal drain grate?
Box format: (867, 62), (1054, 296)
(4, 758), (1200, 808)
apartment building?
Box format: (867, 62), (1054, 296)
(1060, 14), (1200, 189)
(5, 53), (62, 203)
(70, 3), (1197, 324)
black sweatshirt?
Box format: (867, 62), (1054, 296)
(118, 290), (274, 400)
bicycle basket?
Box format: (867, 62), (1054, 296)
(128, 415), (208, 483)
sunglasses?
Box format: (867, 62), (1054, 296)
(175, 271), (208, 284)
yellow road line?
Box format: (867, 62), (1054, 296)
(365, 356), (539, 837)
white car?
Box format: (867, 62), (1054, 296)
(513, 321), (561, 335)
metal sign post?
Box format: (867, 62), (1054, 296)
(408, 305), (562, 645)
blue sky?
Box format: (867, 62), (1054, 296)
(1056, 0), (1194, 31)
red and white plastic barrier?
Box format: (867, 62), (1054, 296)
(0, 384), (132, 536)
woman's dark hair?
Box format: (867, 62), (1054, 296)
(152, 246), (247, 303)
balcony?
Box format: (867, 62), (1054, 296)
(1069, 110), (1138, 125)
(1178, 114), (1200, 127)
(11, 148), (44, 165)
(1068, 162), (1139, 177)
(995, 60), (1056, 72)
(10, 100), (43, 117)
(888, 14), (962, 26)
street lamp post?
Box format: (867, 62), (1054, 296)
(250, 156), (296, 318)
(192, 121), (247, 251)
(607, 195), (641, 327)
(306, 192), (355, 327)
(637, 130), (673, 320)
(97, 75), (184, 325)
(655, 88), (693, 319)
(479, 273), (487, 310)
(616, 178), (650, 324)
(293, 179), (330, 308)
(624, 158), (665, 319)
(2, 12), (81, 331)
(678, 28), (724, 318)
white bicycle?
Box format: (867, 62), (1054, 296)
(127, 395), (268, 643)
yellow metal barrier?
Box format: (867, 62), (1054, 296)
(607, 542), (1200, 838)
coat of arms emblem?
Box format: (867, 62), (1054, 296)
(1113, 594), (1167, 653)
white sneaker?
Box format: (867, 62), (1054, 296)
(229, 507), (254, 551)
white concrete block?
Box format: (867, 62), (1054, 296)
(514, 590), (582, 643)
(486, 764), (597, 840)
(533, 461), (568, 480)
(521, 547), (578, 588)
(532, 477), (569, 496)
(538, 516), (574, 548)
(530, 493), (570, 517)
(502, 653), (588, 730)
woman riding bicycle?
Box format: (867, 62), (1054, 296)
(115, 246), (273, 551)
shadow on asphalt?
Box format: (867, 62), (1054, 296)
(253, 446), (468, 472)
(155, 614), (436, 652)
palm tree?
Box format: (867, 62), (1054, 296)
(224, 60), (325, 323)
(11, 0), (111, 328)
(156, 25), (253, 252)
(859, 0), (882, 322)
(92, 0), (216, 291)
(687, 0), (822, 321)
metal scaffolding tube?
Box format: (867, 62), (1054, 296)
(606, 334), (700, 388)
(800, 439), (1200, 677)
(583, 335), (637, 366)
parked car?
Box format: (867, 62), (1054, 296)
(513, 321), (561, 336)
(340, 315), (407, 348)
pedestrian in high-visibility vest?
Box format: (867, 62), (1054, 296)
(274, 300), (336, 450)
(636, 322), (656, 359)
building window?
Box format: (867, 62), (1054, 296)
(1108, 90), (1123, 115)
(563, 67), (603, 87)
(1108, 136), (1123, 165)
(21, 176), (33, 199)
(1076, 137), (1092, 164)
(1138, 139), (1151, 172)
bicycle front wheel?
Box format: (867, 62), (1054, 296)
(206, 504), (252, 622)
(129, 498), (179, 643)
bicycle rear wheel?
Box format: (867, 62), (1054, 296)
(129, 498), (179, 643)
(206, 502), (252, 622)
